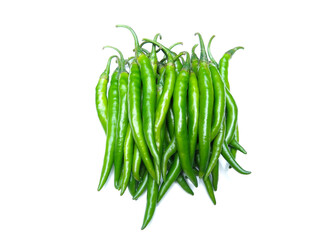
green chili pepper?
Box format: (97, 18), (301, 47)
(162, 136), (177, 181)
(97, 66), (120, 191)
(195, 33), (214, 178)
(221, 141), (251, 175)
(128, 173), (137, 197)
(133, 169), (148, 200)
(207, 35), (227, 142)
(142, 38), (176, 161)
(95, 55), (118, 133)
(120, 127), (134, 195)
(127, 59), (157, 181)
(166, 106), (175, 139)
(204, 120), (226, 179)
(225, 88), (238, 144)
(117, 25), (161, 184)
(132, 144), (142, 181)
(219, 46), (244, 90)
(173, 51), (198, 187)
(150, 33), (162, 76)
(203, 174), (216, 205)
(141, 175), (158, 230)
(188, 70), (199, 166)
(176, 174), (194, 196)
(191, 44), (199, 76)
(212, 159), (219, 191)
(102, 46), (129, 187)
(229, 136), (247, 154)
(158, 154), (181, 202)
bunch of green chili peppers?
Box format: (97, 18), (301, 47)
(95, 25), (250, 230)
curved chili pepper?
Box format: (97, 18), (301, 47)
(204, 120), (226, 179)
(176, 174), (194, 196)
(102, 46), (129, 187)
(221, 141), (251, 175)
(191, 44), (199, 75)
(120, 127), (134, 195)
(127, 59), (157, 181)
(95, 55), (118, 133)
(188, 70), (199, 166)
(158, 154), (181, 202)
(142, 39), (177, 162)
(225, 88), (238, 144)
(173, 51), (198, 187)
(166, 106), (175, 139)
(97, 66), (120, 191)
(195, 33), (214, 178)
(141, 175), (158, 230)
(207, 35), (227, 141)
(203, 174), (216, 205)
(132, 144), (142, 181)
(162, 136), (176, 180)
(219, 46), (244, 90)
(133, 169), (148, 200)
(229, 137), (247, 154)
(117, 25), (161, 184)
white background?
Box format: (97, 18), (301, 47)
(1, 0), (320, 239)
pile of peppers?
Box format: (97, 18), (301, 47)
(95, 25), (250, 229)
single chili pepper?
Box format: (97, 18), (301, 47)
(207, 35), (227, 142)
(141, 175), (158, 230)
(212, 159), (219, 191)
(221, 141), (251, 175)
(204, 120), (226, 179)
(158, 154), (181, 202)
(150, 33), (162, 75)
(102, 46), (129, 187)
(127, 59), (157, 181)
(188, 70), (199, 166)
(161, 136), (176, 181)
(191, 44), (199, 76)
(133, 167), (148, 200)
(95, 55), (118, 133)
(97, 66), (120, 191)
(117, 25), (161, 184)
(142, 39), (176, 160)
(225, 88), (238, 144)
(176, 174), (194, 196)
(195, 33), (214, 178)
(173, 51), (198, 187)
(120, 127), (134, 195)
(128, 173), (137, 197)
(164, 127), (171, 145)
(203, 174), (216, 205)
(229, 136), (247, 154)
(219, 46), (244, 90)
(230, 127), (239, 159)
(132, 144), (142, 181)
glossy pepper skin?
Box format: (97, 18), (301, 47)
(95, 55), (118, 133)
(188, 70), (199, 166)
(133, 169), (148, 200)
(128, 173), (137, 197)
(103, 46), (129, 187)
(195, 33), (214, 178)
(97, 67), (120, 191)
(141, 175), (158, 230)
(173, 52), (198, 187)
(150, 33), (162, 75)
(142, 38), (176, 160)
(203, 174), (216, 205)
(207, 35), (226, 142)
(117, 25), (161, 184)
(158, 154), (181, 202)
(127, 60), (157, 181)
(120, 127), (134, 195)
(162, 136), (177, 180)
(212, 159), (219, 191)
(225, 88), (238, 144)
(204, 120), (226, 179)
(132, 145), (142, 181)
(176, 174), (194, 196)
